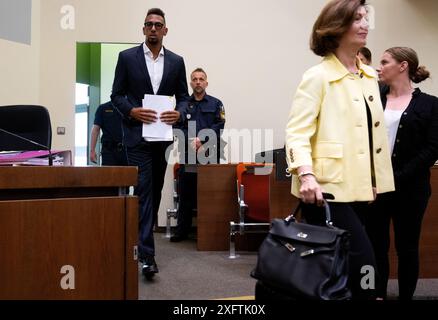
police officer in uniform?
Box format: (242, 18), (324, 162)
(90, 101), (127, 165)
(170, 68), (226, 242)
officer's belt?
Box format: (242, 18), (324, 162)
(102, 141), (124, 150)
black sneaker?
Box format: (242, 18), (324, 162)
(170, 233), (189, 242)
(141, 255), (159, 279)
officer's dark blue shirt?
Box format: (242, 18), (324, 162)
(179, 94), (225, 163)
(94, 101), (124, 147)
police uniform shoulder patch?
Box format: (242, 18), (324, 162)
(219, 105), (225, 121)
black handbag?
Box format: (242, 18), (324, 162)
(251, 200), (351, 300)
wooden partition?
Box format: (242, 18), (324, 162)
(388, 166), (438, 278)
(0, 166), (138, 299)
(197, 164), (438, 278)
(197, 164), (296, 251)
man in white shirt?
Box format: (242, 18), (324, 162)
(111, 7), (189, 279)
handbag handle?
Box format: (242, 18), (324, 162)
(285, 193), (335, 228)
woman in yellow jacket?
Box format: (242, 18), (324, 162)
(286, 0), (394, 299)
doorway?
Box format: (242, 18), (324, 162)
(75, 42), (136, 165)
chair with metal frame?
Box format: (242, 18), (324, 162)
(229, 162), (273, 258)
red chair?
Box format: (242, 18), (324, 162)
(166, 163), (181, 238)
(229, 163), (273, 258)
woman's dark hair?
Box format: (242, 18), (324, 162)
(385, 47), (430, 83)
(310, 0), (366, 57)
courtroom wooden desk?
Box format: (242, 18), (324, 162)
(197, 164), (438, 278)
(0, 166), (138, 299)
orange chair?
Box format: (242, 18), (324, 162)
(229, 163), (273, 258)
(165, 163), (181, 238)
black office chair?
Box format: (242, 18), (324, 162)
(0, 105), (52, 151)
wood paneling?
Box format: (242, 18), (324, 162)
(125, 196), (139, 300)
(389, 166), (438, 279)
(0, 166), (138, 299)
(0, 198), (125, 299)
(197, 165), (238, 251)
(269, 173), (297, 220)
(0, 166), (137, 189)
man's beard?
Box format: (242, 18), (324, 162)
(195, 87), (205, 94)
(147, 37), (159, 45)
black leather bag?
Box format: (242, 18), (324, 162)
(251, 200), (351, 300)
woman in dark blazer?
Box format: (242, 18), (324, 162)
(365, 47), (438, 300)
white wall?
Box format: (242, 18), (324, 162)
(0, 0), (40, 105)
(35, 0), (326, 153)
(2, 0), (438, 225)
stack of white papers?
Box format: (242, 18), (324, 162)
(142, 94), (175, 141)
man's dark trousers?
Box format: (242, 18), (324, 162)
(175, 165), (197, 236)
(127, 140), (171, 259)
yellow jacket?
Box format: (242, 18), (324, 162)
(285, 54), (395, 202)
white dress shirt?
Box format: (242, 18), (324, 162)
(143, 42), (164, 94)
(384, 108), (403, 155)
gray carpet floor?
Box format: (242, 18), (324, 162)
(139, 233), (438, 300)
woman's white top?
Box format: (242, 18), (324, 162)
(384, 108), (404, 155)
